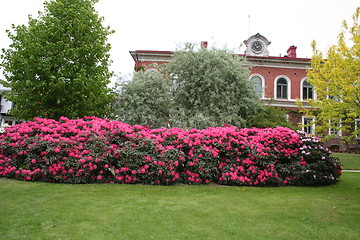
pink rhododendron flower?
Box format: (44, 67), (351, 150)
(0, 117), (340, 186)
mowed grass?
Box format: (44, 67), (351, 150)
(332, 153), (360, 170)
(0, 171), (359, 240)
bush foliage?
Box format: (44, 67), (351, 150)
(0, 117), (342, 186)
(114, 45), (262, 130)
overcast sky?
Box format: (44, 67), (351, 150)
(0, 0), (359, 80)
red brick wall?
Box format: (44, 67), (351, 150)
(250, 66), (307, 99)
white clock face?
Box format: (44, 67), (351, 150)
(252, 41), (263, 53)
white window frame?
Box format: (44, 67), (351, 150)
(249, 73), (265, 99)
(274, 75), (291, 100)
(170, 73), (179, 93)
(326, 87), (342, 103)
(355, 119), (360, 138)
(302, 116), (315, 135)
(300, 77), (316, 101)
(328, 119), (342, 136)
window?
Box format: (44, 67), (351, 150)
(4, 120), (13, 126)
(329, 120), (341, 136)
(355, 119), (360, 138)
(145, 68), (159, 73)
(302, 117), (315, 134)
(328, 95), (341, 102)
(327, 88), (341, 102)
(250, 75), (263, 97)
(285, 114), (289, 122)
(276, 78), (288, 99)
(170, 73), (179, 93)
(302, 81), (313, 100)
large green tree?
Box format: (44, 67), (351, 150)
(114, 44), (261, 129)
(303, 7), (360, 139)
(0, 0), (114, 120)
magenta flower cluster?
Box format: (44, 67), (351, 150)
(0, 117), (342, 186)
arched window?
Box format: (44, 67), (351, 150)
(276, 78), (288, 99)
(302, 81), (313, 100)
(250, 75), (262, 97)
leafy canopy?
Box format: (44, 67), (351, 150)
(0, 0), (114, 120)
(114, 43), (262, 129)
(167, 44), (261, 129)
(113, 70), (172, 128)
(248, 105), (296, 130)
(303, 7), (360, 139)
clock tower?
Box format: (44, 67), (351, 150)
(243, 33), (271, 57)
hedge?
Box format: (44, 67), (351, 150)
(0, 117), (342, 186)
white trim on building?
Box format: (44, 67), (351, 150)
(274, 75), (291, 100)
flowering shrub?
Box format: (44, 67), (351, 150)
(0, 117), (342, 186)
(289, 132), (342, 186)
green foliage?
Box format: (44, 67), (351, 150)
(290, 132), (342, 186)
(303, 7), (360, 139)
(0, 117), (341, 187)
(113, 70), (172, 128)
(114, 44), (261, 129)
(247, 105), (296, 129)
(166, 44), (261, 129)
(0, 0), (114, 120)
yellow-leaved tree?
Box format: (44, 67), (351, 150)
(303, 7), (360, 140)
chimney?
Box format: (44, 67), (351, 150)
(201, 41), (208, 49)
(287, 45), (297, 58)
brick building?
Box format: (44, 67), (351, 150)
(130, 33), (359, 152)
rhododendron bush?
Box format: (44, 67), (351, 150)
(0, 117), (342, 186)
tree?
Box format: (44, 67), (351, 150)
(166, 44), (261, 129)
(114, 44), (261, 129)
(303, 7), (360, 139)
(248, 105), (296, 130)
(0, 0), (114, 120)
(113, 70), (172, 128)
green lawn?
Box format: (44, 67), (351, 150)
(332, 153), (360, 170)
(1, 172), (360, 240)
